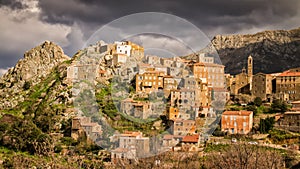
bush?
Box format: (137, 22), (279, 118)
(254, 97), (262, 106)
(259, 117), (275, 134)
(23, 81), (31, 90)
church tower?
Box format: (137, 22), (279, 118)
(248, 55), (253, 90)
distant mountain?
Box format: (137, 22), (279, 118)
(211, 27), (300, 75)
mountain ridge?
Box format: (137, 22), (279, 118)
(211, 27), (300, 74)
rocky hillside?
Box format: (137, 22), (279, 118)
(211, 27), (300, 74)
(0, 41), (70, 110)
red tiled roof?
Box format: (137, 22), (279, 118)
(284, 111), (300, 115)
(182, 134), (199, 143)
(204, 62), (225, 67)
(222, 111), (252, 116)
(120, 131), (142, 137)
(291, 100), (300, 104)
(279, 71), (300, 77)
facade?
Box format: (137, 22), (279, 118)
(252, 73), (273, 100)
(197, 53), (214, 63)
(221, 111), (253, 134)
(114, 41), (144, 57)
(204, 62), (225, 88)
(189, 62), (208, 80)
(71, 116), (102, 141)
(170, 88), (196, 112)
(120, 99), (152, 119)
(172, 119), (196, 135)
(291, 101), (300, 111)
(248, 55), (253, 90)
(276, 67), (300, 101)
(111, 131), (150, 160)
(113, 53), (127, 65)
(276, 111), (300, 132)
(228, 56), (253, 95)
(135, 68), (165, 93)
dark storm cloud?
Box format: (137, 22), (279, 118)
(0, 0), (27, 10)
(1, 0), (300, 72)
(38, 0), (300, 37)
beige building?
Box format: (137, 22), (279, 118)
(276, 111), (300, 132)
(172, 119), (196, 135)
(229, 56), (253, 95)
(221, 111), (253, 134)
(276, 67), (300, 101)
(135, 68), (165, 93)
(252, 73), (274, 100)
(111, 131), (150, 160)
(204, 62), (225, 88)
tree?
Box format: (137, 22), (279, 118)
(246, 105), (258, 116)
(254, 97), (262, 106)
(205, 143), (285, 169)
(259, 117), (275, 134)
(270, 99), (288, 113)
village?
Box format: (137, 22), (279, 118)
(66, 40), (300, 161)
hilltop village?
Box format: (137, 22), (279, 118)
(66, 41), (300, 160)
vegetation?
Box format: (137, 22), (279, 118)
(268, 129), (299, 144)
(259, 117), (275, 134)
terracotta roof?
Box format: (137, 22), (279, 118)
(222, 111), (253, 116)
(120, 131), (142, 137)
(279, 70), (300, 77)
(193, 62), (205, 66)
(98, 70), (106, 73)
(182, 134), (199, 143)
(291, 100), (300, 104)
(284, 111), (300, 115)
(204, 62), (225, 67)
(164, 75), (174, 78)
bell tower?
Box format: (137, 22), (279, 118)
(248, 55), (253, 90)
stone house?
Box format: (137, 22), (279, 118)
(291, 101), (300, 111)
(221, 111), (253, 134)
(135, 68), (165, 93)
(71, 116), (102, 141)
(172, 119), (196, 136)
(275, 111), (300, 132)
(276, 67), (300, 101)
(181, 134), (200, 151)
(252, 73), (274, 101)
(146, 55), (161, 65)
(111, 131), (150, 160)
(196, 53), (214, 63)
(170, 88), (196, 113)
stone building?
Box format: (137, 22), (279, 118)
(204, 62), (225, 89)
(135, 68), (165, 93)
(276, 67), (300, 101)
(196, 53), (214, 63)
(71, 116), (102, 141)
(252, 73), (274, 101)
(228, 55), (253, 95)
(221, 111), (253, 134)
(170, 88), (196, 112)
(111, 131), (150, 160)
(276, 111), (300, 132)
(172, 119), (196, 135)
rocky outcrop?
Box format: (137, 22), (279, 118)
(0, 41), (70, 109)
(211, 27), (300, 74)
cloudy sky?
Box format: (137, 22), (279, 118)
(0, 0), (300, 75)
